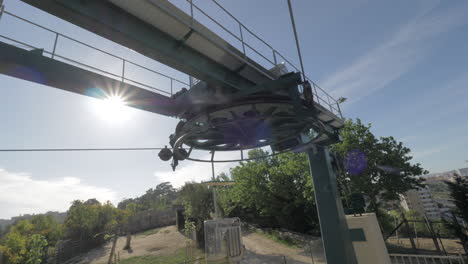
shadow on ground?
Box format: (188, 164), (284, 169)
(241, 249), (323, 264)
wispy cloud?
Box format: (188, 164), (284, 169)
(0, 168), (117, 219)
(321, 1), (468, 102)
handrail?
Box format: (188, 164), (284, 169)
(1, 3), (344, 118)
(182, 0), (343, 118)
(1, 10), (190, 97)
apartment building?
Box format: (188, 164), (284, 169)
(401, 186), (441, 220)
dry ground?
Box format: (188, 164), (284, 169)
(72, 225), (326, 264)
(387, 237), (465, 255)
(242, 232), (325, 264)
(74, 226), (188, 264)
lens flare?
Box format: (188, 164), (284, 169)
(344, 149), (368, 175)
(93, 95), (132, 123)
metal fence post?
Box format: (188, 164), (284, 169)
(170, 78), (173, 95)
(238, 23), (246, 55)
(189, 0), (194, 26)
(0, 1), (5, 21)
(121, 59), (126, 82)
(51, 33), (59, 59)
(272, 50), (278, 65)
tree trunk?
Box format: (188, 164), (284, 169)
(108, 235), (118, 264)
(124, 234), (132, 250)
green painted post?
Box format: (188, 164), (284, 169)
(307, 145), (357, 264)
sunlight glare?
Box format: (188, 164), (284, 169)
(93, 96), (132, 123)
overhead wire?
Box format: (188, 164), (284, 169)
(0, 147), (171, 152)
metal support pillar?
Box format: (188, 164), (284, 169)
(307, 145), (357, 264)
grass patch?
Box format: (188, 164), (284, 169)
(118, 249), (204, 264)
(255, 229), (301, 248)
(136, 228), (161, 237)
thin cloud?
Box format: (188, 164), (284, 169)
(321, 2), (468, 103)
(0, 168), (117, 219)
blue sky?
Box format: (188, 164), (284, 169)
(0, 0), (467, 218)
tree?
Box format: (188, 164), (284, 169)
(332, 118), (426, 217)
(118, 182), (177, 212)
(0, 220), (52, 264)
(29, 215), (62, 246)
(63, 199), (120, 246)
(64, 200), (100, 241)
(220, 149), (318, 233)
(25, 234), (47, 264)
(443, 175), (468, 254)
(0, 226), (29, 264)
(177, 182), (213, 248)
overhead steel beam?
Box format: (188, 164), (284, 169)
(20, 0), (257, 91)
(0, 42), (178, 117)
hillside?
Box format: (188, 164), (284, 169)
(71, 225), (326, 264)
(0, 211), (67, 229)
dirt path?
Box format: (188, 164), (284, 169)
(241, 232), (325, 264)
(73, 225), (326, 264)
(75, 226), (188, 264)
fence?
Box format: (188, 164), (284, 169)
(390, 253), (466, 264)
(384, 213), (466, 256)
(46, 235), (105, 264)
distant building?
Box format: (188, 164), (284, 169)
(457, 167), (468, 177)
(400, 167), (467, 222)
(425, 167), (468, 182)
(401, 186), (441, 220)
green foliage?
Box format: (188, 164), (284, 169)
(219, 150), (318, 233)
(0, 224), (29, 264)
(25, 234), (47, 264)
(332, 118), (426, 216)
(64, 199), (122, 243)
(178, 182), (213, 247)
(118, 182), (177, 212)
(443, 175), (468, 252)
(0, 218), (58, 264)
(29, 215), (63, 245)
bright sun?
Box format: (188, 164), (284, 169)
(93, 96), (132, 123)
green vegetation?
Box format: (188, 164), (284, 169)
(118, 182), (177, 212)
(443, 175), (468, 254)
(0, 182), (178, 264)
(332, 118), (426, 218)
(0, 215), (61, 264)
(218, 150), (318, 234)
(0, 119), (431, 262)
(177, 182), (214, 247)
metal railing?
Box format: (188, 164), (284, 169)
(0, 10), (190, 97)
(178, 0), (343, 118)
(0, 1), (343, 118)
(390, 253), (466, 264)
